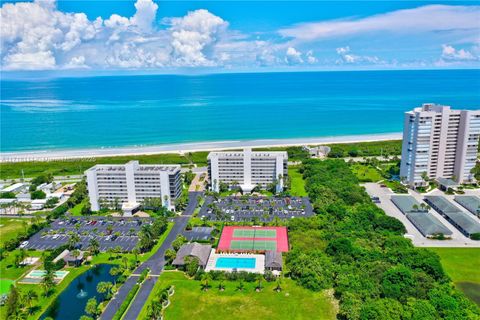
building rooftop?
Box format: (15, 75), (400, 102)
(86, 161), (180, 173)
(265, 251), (283, 268)
(1, 183), (25, 193)
(391, 195), (428, 214)
(172, 243), (212, 266)
(454, 196), (480, 216)
(208, 149), (287, 159)
(391, 195), (452, 236)
(425, 196), (480, 234)
(437, 177), (459, 188)
(406, 211), (452, 236)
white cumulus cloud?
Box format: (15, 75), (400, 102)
(285, 47), (303, 64)
(441, 44), (477, 61)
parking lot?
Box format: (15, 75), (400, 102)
(24, 216), (153, 252)
(363, 183), (480, 248)
(199, 195), (314, 222)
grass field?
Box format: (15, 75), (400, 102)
(138, 271), (336, 320)
(0, 279), (13, 295)
(428, 248), (480, 306)
(0, 250), (43, 280)
(288, 167), (307, 197)
(69, 199), (88, 216)
(0, 218), (31, 246)
(350, 164), (383, 182)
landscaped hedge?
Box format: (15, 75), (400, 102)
(112, 284), (140, 320)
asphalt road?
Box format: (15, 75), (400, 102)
(100, 191), (202, 320)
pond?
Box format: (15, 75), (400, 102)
(41, 264), (118, 320)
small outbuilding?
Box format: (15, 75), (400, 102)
(265, 251), (283, 272)
(436, 177), (459, 191)
(172, 243), (212, 269)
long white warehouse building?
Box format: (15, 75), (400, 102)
(207, 148), (288, 193)
(400, 103), (480, 187)
(85, 161), (181, 214)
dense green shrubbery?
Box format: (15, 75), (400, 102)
(327, 140), (402, 158)
(286, 159), (479, 319)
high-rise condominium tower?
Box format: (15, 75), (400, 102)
(400, 103), (480, 187)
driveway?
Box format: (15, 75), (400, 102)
(100, 192), (203, 320)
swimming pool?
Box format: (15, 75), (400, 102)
(215, 257), (256, 269)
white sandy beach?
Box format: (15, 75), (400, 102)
(0, 132), (402, 162)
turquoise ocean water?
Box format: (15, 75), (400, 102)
(1, 69), (480, 152)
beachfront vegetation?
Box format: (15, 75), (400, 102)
(138, 271), (336, 320)
(0, 140), (405, 180)
(287, 159), (479, 319)
(0, 153), (194, 180)
(327, 140), (402, 158)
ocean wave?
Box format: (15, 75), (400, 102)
(0, 99), (93, 112)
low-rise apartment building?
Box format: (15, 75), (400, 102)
(207, 148), (288, 192)
(400, 103), (480, 187)
(85, 160), (181, 214)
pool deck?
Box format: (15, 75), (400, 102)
(205, 249), (265, 274)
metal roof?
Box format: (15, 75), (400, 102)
(391, 195), (428, 214)
(454, 196), (480, 217)
(437, 177), (459, 187)
(425, 196), (480, 235)
(391, 195), (452, 236)
(406, 211), (452, 236)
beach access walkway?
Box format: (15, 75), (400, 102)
(100, 191), (202, 320)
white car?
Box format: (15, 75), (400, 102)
(19, 241), (29, 248)
(230, 215), (235, 221)
(52, 234), (60, 239)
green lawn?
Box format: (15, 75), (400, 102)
(0, 250), (43, 280)
(0, 279), (13, 295)
(139, 271), (336, 320)
(69, 199), (87, 216)
(428, 248), (480, 283)
(0, 218), (31, 246)
(428, 248), (480, 306)
(289, 167), (307, 197)
(350, 164), (383, 182)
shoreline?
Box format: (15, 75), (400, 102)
(0, 132), (402, 162)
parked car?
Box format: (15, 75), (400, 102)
(19, 241), (28, 249)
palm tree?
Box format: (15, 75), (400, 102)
(275, 277), (283, 292)
(88, 238), (100, 256)
(122, 256), (129, 270)
(96, 281), (113, 301)
(42, 270), (55, 296)
(23, 289), (38, 312)
(71, 249), (81, 266)
(236, 280), (244, 291)
(201, 273), (211, 291)
(106, 248), (114, 260)
(68, 233), (80, 249)
(218, 273), (225, 291)
(255, 274), (263, 292)
(132, 247), (140, 265)
(109, 267), (121, 286)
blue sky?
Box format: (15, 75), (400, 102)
(1, 0), (479, 74)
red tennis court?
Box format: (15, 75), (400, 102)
(218, 226), (289, 252)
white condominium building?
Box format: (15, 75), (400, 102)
(400, 103), (480, 187)
(207, 148), (288, 193)
(85, 161), (181, 214)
